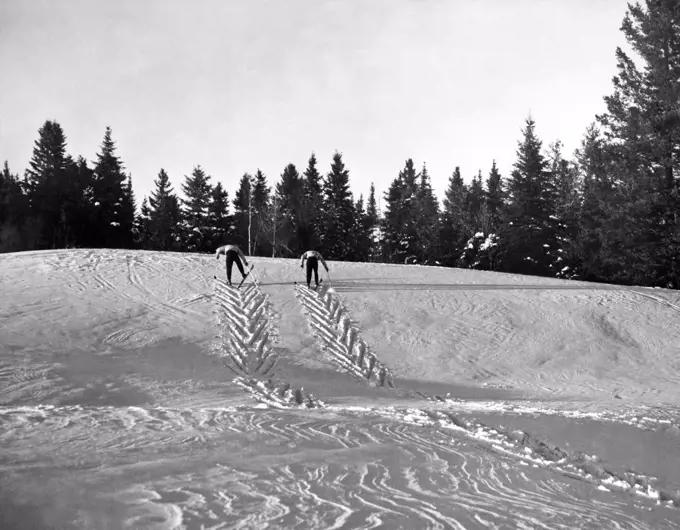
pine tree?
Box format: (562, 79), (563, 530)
(180, 165), (213, 252)
(92, 127), (133, 248)
(148, 169), (182, 251)
(322, 152), (355, 260)
(439, 166), (468, 266)
(499, 117), (557, 276)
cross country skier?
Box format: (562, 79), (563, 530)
(215, 244), (249, 286)
(300, 250), (329, 289)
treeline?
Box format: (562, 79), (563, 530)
(1, 0), (678, 289)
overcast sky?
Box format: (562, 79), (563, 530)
(1, 0), (630, 208)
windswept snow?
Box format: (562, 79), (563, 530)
(1, 248), (680, 529)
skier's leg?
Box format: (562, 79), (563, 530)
(306, 261), (312, 287)
(235, 255), (246, 277)
(226, 251), (234, 285)
(313, 260), (319, 286)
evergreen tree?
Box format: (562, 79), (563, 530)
(322, 152), (355, 260)
(251, 169), (271, 256)
(574, 124), (615, 282)
(415, 164), (440, 263)
(351, 194), (372, 262)
(439, 166), (469, 266)
(546, 140), (581, 278)
(595, 0), (680, 287)
(24, 120), (69, 249)
(92, 127), (134, 248)
(180, 165), (213, 252)
(135, 197), (153, 249)
(232, 173), (253, 252)
(366, 182), (382, 261)
(301, 153), (324, 250)
(207, 182), (231, 249)
(498, 117), (557, 276)
(381, 159), (419, 263)
(148, 169), (182, 251)
(466, 170), (485, 232)
(0, 161), (27, 252)
(485, 160), (504, 233)
(275, 164), (304, 256)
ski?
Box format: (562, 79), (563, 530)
(294, 279), (322, 291)
(237, 264), (255, 289)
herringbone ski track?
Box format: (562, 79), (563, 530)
(212, 277), (323, 408)
(295, 283), (396, 388)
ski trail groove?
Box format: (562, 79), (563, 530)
(295, 283), (395, 388)
(212, 278), (323, 408)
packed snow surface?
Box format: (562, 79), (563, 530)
(1, 248), (680, 529)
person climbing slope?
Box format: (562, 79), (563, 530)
(215, 244), (249, 286)
(300, 250), (329, 289)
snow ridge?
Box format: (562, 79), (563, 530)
(212, 279), (277, 378)
(212, 277), (323, 408)
(295, 283), (395, 388)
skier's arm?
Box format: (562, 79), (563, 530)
(300, 254), (306, 269)
(319, 254), (329, 272)
(215, 246), (225, 259)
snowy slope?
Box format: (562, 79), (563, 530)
(1, 248), (679, 529)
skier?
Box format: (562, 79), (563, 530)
(215, 244), (249, 286)
(300, 250), (329, 289)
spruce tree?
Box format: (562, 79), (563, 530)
(148, 169), (182, 251)
(352, 194), (372, 262)
(439, 166), (468, 266)
(322, 152), (355, 260)
(595, 0), (680, 287)
(24, 120), (69, 249)
(485, 160), (503, 233)
(232, 173), (253, 252)
(302, 153), (324, 250)
(381, 159), (419, 263)
(207, 182), (231, 249)
(275, 164), (304, 256)
(546, 141), (581, 278)
(573, 125), (613, 281)
(251, 169), (271, 255)
(366, 182), (381, 261)
(0, 161), (27, 252)
(180, 165), (213, 252)
(415, 164), (440, 263)
(92, 127), (133, 248)
(499, 117), (557, 277)
(466, 170), (485, 233)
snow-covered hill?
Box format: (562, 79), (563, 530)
(1, 249), (679, 529)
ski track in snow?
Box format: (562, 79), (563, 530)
(1, 249), (680, 529)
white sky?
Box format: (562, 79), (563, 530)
(0, 0), (630, 209)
